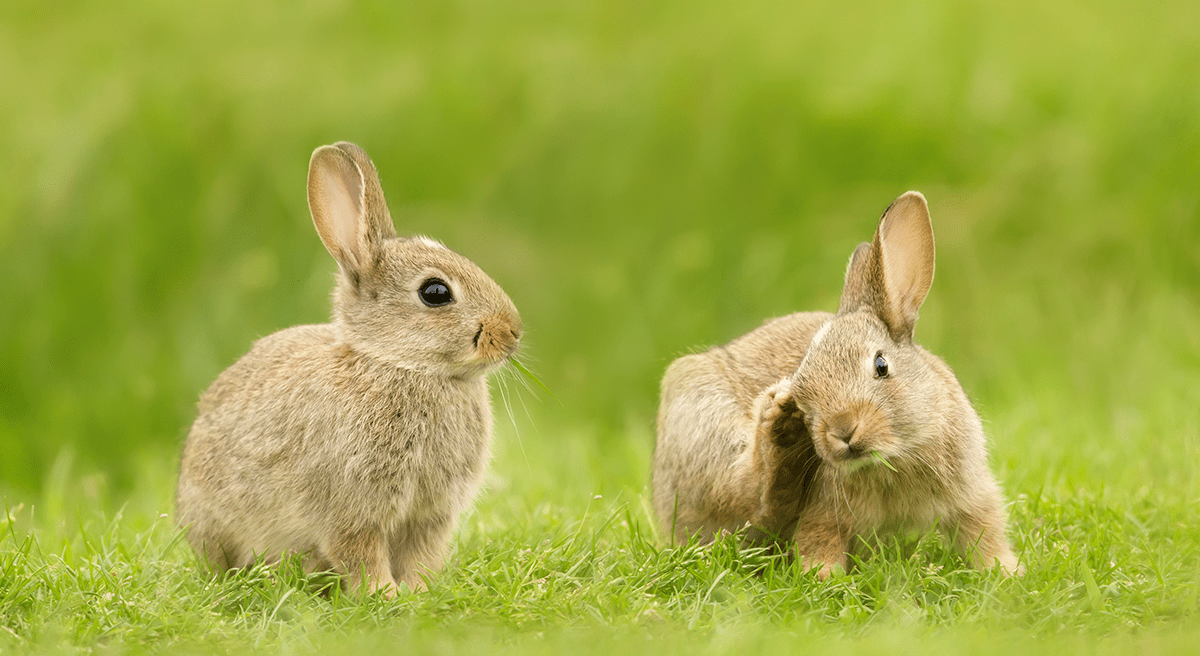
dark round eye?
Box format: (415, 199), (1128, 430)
(418, 278), (453, 307)
(874, 352), (889, 378)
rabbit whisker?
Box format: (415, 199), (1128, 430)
(900, 446), (939, 480)
(829, 470), (843, 532)
(512, 375), (539, 435)
(496, 369), (531, 473)
(837, 476), (858, 523)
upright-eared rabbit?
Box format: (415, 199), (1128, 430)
(653, 192), (1019, 578)
(177, 142), (522, 594)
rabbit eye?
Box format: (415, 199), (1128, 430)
(419, 278), (454, 307)
(874, 352), (889, 378)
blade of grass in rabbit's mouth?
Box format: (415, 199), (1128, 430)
(511, 359), (562, 406)
(871, 451), (899, 472)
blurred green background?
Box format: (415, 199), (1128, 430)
(0, 0), (1197, 506)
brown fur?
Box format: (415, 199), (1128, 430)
(652, 192), (1020, 577)
(176, 143), (522, 595)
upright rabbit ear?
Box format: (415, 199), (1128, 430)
(838, 241), (875, 316)
(307, 142), (397, 286)
(837, 191), (935, 341)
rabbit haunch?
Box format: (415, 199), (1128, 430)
(176, 142), (521, 596)
(652, 191), (1020, 578)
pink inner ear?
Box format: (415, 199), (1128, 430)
(878, 193), (935, 330)
(881, 225), (924, 311)
(310, 152), (366, 272)
(322, 167), (364, 259)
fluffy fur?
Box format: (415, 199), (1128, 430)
(652, 191), (1019, 578)
(176, 142), (521, 595)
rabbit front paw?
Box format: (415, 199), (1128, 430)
(749, 382), (816, 542)
(756, 382), (807, 449)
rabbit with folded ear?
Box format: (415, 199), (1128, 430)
(176, 142), (522, 595)
(653, 191), (1020, 578)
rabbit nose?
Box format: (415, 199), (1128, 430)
(827, 414), (858, 445)
(830, 425), (856, 444)
(475, 313), (521, 361)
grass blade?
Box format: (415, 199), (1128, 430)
(511, 359), (562, 406)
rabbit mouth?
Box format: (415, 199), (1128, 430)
(832, 452), (875, 473)
(475, 333), (520, 363)
(813, 414), (897, 472)
(819, 439), (896, 476)
(811, 403), (896, 470)
(473, 315), (522, 363)
(821, 436), (873, 466)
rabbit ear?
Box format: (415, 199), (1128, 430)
(307, 143), (397, 285)
(838, 191), (935, 341)
(876, 191), (935, 338)
(837, 241), (875, 316)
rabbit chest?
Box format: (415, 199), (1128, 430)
(825, 463), (958, 533)
(336, 372), (492, 522)
(261, 346), (497, 528)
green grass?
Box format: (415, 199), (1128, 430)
(4, 470), (1200, 654)
(2, 0), (1199, 653)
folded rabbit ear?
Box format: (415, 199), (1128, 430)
(307, 143), (397, 286)
(838, 191), (935, 341)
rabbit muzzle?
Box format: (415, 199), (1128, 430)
(474, 313), (522, 363)
(811, 402), (897, 472)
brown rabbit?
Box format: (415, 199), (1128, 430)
(652, 192), (1019, 578)
(176, 142), (522, 595)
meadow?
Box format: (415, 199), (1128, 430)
(2, 0), (1199, 653)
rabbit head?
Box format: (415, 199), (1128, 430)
(789, 191), (946, 472)
(307, 142), (522, 377)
